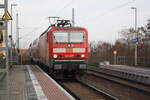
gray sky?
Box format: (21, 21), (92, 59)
(7, 0), (150, 48)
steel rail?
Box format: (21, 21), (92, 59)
(87, 68), (150, 94)
(76, 78), (119, 100)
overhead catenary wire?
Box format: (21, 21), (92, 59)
(23, 0), (75, 41)
(47, 0), (75, 26)
(19, 18), (48, 40)
(20, 0), (75, 39)
(19, 27), (42, 38)
(21, 0), (135, 34)
(20, 0), (138, 48)
(55, 0), (74, 16)
(79, 0), (136, 24)
(24, 0), (135, 37)
(20, 0), (76, 49)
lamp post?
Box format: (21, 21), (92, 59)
(10, 4), (17, 66)
(131, 7), (138, 66)
(16, 13), (20, 64)
(11, 4), (17, 38)
(113, 50), (117, 64)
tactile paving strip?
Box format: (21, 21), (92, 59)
(30, 65), (74, 100)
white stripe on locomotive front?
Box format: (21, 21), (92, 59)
(73, 48), (85, 53)
(53, 48), (85, 53)
(53, 48), (66, 53)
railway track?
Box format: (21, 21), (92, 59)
(39, 64), (117, 100)
(38, 65), (116, 100)
(97, 65), (150, 85)
(38, 64), (150, 100)
(87, 67), (150, 93)
(82, 67), (150, 100)
(58, 79), (118, 100)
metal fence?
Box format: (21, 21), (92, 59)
(116, 56), (150, 66)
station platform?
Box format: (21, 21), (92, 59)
(100, 65), (150, 85)
(0, 65), (75, 100)
(101, 65), (150, 76)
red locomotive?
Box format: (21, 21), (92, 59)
(29, 20), (88, 78)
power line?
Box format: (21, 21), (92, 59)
(46, 0), (75, 27)
(19, 27), (41, 38)
(24, 0), (75, 39)
(19, 19), (48, 39)
(80, 0), (135, 24)
(55, 0), (74, 16)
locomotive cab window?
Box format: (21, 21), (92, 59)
(70, 31), (84, 43)
(53, 32), (68, 43)
(53, 31), (85, 43)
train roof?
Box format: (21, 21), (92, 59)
(39, 26), (87, 37)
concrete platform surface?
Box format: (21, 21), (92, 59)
(0, 65), (74, 100)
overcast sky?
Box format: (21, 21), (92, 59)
(3, 0), (150, 48)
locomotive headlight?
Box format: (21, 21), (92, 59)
(81, 54), (85, 58)
(53, 54), (58, 58)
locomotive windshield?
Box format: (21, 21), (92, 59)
(53, 31), (85, 43)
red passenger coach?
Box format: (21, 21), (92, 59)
(29, 20), (88, 78)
